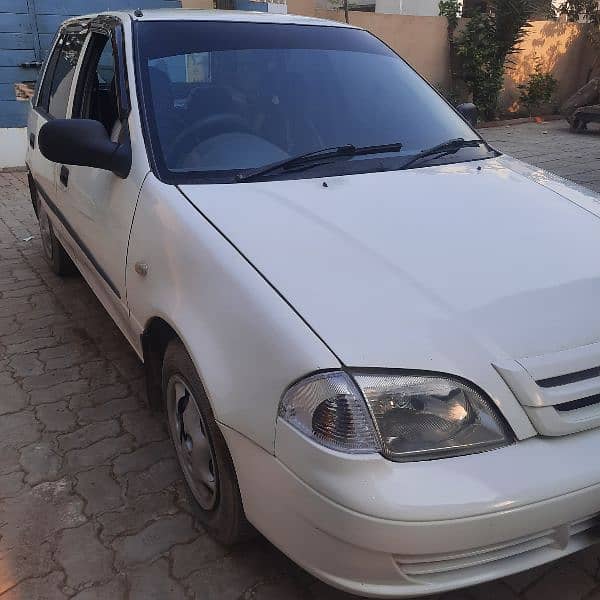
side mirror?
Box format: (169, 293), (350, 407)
(38, 119), (131, 178)
(457, 103), (478, 128)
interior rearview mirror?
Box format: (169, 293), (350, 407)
(38, 118), (131, 178)
(457, 103), (478, 128)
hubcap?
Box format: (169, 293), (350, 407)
(167, 375), (217, 510)
(39, 209), (53, 261)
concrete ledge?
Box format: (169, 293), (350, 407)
(0, 128), (27, 169)
(0, 166), (27, 173)
(479, 115), (564, 129)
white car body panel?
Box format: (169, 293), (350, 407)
(27, 16), (150, 357)
(126, 174), (339, 451)
(120, 8), (356, 26)
(181, 156), (600, 366)
(225, 421), (600, 598)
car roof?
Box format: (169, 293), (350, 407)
(72, 8), (355, 29)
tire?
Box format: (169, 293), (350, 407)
(37, 197), (76, 276)
(569, 118), (579, 131)
(162, 339), (254, 545)
(570, 116), (588, 133)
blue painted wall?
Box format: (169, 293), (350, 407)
(0, 0), (181, 127)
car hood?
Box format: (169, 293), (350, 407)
(179, 156), (600, 373)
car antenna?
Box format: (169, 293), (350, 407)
(134, 8), (143, 16)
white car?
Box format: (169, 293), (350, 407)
(26, 8), (600, 598)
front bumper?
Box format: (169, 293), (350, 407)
(221, 423), (600, 598)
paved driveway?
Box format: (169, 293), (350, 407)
(1, 120), (600, 600)
(482, 119), (600, 193)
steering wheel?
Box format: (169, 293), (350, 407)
(167, 113), (251, 164)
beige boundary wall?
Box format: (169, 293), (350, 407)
(315, 10), (454, 90)
(501, 20), (597, 111)
(183, 0), (598, 112)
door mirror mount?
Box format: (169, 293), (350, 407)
(38, 118), (131, 178)
(457, 103), (478, 128)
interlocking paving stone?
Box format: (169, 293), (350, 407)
(123, 457), (182, 498)
(128, 558), (187, 600)
(55, 522), (114, 589)
(36, 400), (77, 432)
(112, 513), (197, 567)
(64, 435), (134, 471)
(98, 490), (178, 541)
(67, 383), (131, 411)
(170, 534), (229, 579)
(482, 120), (600, 194)
(75, 466), (123, 516)
(1, 123), (600, 598)
(182, 544), (300, 600)
(252, 578), (313, 600)
(523, 563), (596, 600)
(69, 576), (127, 600)
(0, 446), (21, 476)
(8, 352), (44, 377)
(111, 439), (174, 476)
(0, 410), (42, 449)
(0, 478), (86, 550)
(121, 410), (169, 445)
(0, 541), (56, 595)
(0, 471), (25, 498)
(0, 572), (67, 600)
(29, 379), (90, 406)
(77, 395), (140, 423)
(58, 419), (121, 452)
(0, 383), (28, 415)
(20, 441), (62, 485)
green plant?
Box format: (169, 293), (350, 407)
(439, 0), (461, 29)
(559, 0), (599, 22)
(434, 82), (461, 105)
(518, 60), (558, 114)
(439, 0), (462, 100)
(455, 12), (503, 119)
(454, 0), (533, 120)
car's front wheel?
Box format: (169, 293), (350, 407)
(162, 339), (253, 545)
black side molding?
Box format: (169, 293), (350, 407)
(34, 180), (121, 299)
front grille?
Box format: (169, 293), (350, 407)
(554, 394), (600, 412)
(494, 340), (600, 436)
(537, 365), (600, 388)
(394, 514), (600, 583)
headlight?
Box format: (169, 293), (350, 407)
(278, 371), (512, 460)
(354, 373), (512, 460)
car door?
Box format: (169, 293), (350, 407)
(27, 23), (87, 205)
(55, 16), (145, 351)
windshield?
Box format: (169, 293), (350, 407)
(136, 21), (487, 183)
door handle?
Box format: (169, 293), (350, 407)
(29, 133), (35, 149)
(59, 165), (69, 187)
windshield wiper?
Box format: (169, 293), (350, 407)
(400, 138), (487, 171)
(235, 142), (403, 183)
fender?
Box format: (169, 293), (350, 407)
(126, 173), (339, 453)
